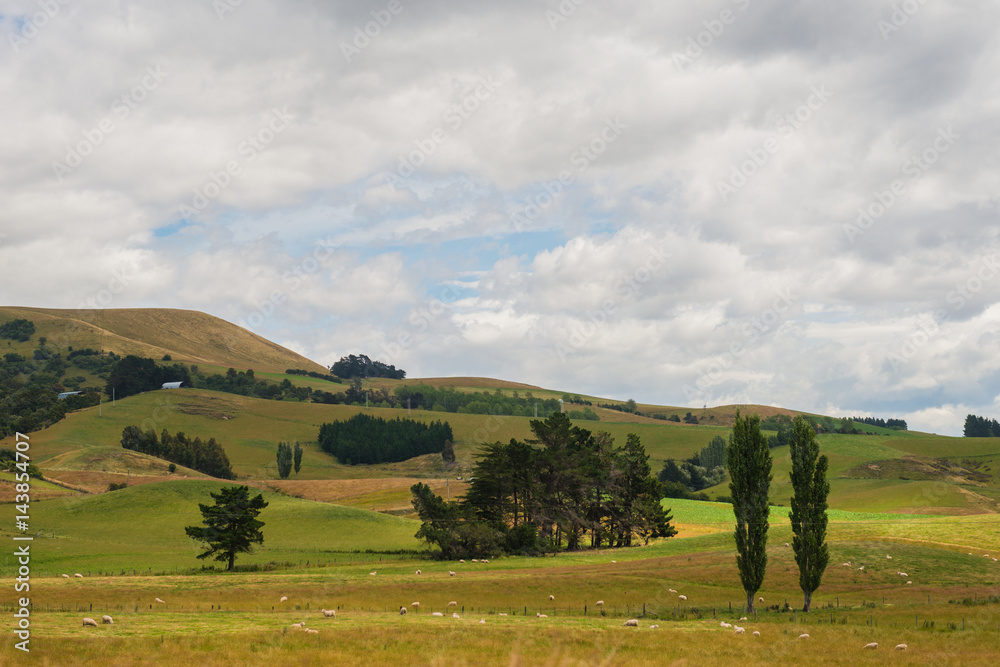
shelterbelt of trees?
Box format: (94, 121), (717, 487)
(410, 412), (676, 559)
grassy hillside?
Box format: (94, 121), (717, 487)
(0, 306), (326, 374)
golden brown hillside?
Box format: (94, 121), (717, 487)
(0, 306), (327, 374)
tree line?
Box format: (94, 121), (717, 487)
(963, 414), (1000, 437)
(331, 353), (405, 379)
(120, 425), (235, 479)
(317, 413), (453, 465)
(658, 435), (728, 495)
(410, 412), (677, 559)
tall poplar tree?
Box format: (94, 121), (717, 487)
(788, 415), (830, 612)
(727, 410), (772, 614)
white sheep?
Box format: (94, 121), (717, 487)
(82, 617), (98, 627)
(596, 600), (604, 606)
(472, 558), (479, 563)
(61, 574), (69, 578)
(291, 622), (305, 629)
(321, 609), (336, 617)
(431, 612), (444, 617)
(611, 560), (617, 563)
(678, 595), (687, 601)
(155, 598), (165, 604)
(369, 571), (376, 576)
(399, 607), (407, 615)
(720, 622), (732, 628)
(537, 613), (548, 618)
(410, 602), (420, 608)
(858, 566), (865, 571)
(549, 595), (555, 601)
(894, 644), (907, 651)
(842, 562), (851, 567)
(448, 601), (457, 607)
(452, 613), (461, 619)
(499, 612), (507, 616)
(886, 555), (892, 560)
(907, 581), (912, 585)
(623, 619), (639, 627)
(415, 570), (421, 575)
(75, 573), (83, 578)
(668, 588), (677, 594)
(864, 642), (878, 650)
(898, 572), (908, 577)
(758, 596), (764, 604)
(101, 615), (113, 624)
(799, 634), (809, 639)
(479, 618), (485, 624)
(459, 559), (465, 563)
(784, 543), (789, 547)
(449, 571), (456, 577)
(739, 616), (747, 621)
(734, 626), (745, 634)
(752, 631), (760, 638)
(280, 596), (288, 602)
(305, 628), (319, 635)
(650, 624), (659, 629)
(482, 559), (489, 563)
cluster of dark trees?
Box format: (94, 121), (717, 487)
(105, 355), (193, 399)
(658, 435), (728, 495)
(0, 340), (102, 437)
(963, 414), (1000, 437)
(850, 416), (907, 430)
(285, 368), (342, 384)
(330, 354), (405, 379)
(595, 398), (640, 415)
(392, 385), (564, 417)
(0, 448), (44, 479)
(0, 318), (36, 342)
(120, 425), (235, 479)
(410, 412), (677, 559)
(318, 413), (453, 465)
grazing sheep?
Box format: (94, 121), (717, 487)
(864, 642), (878, 650)
(449, 571), (456, 577)
(305, 628), (319, 635)
(400, 606), (408, 615)
(82, 618), (98, 627)
(321, 609), (336, 618)
(291, 622), (305, 629)
(369, 571), (376, 576)
(410, 602), (420, 608)
(415, 570), (421, 575)
(752, 631), (760, 638)
(482, 559), (489, 563)
(739, 617), (748, 621)
(907, 581), (912, 585)
(842, 562), (851, 567)
(894, 644), (907, 651)
(155, 598), (165, 604)
(799, 633), (809, 639)
(280, 596), (288, 602)
(537, 613), (548, 618)
(623, 619), (639, 627)
(74, 573), (83, 578)
(649, 624), (659, 629)
(452, 613), (461, 619)
(499, 613), (507, 616)
(887, 555), (892, 560)
(61, 574), (69, 578)
(898, 572), (908, 577)
(479, 618), (485, 624)
(596, 601), (604, 606)
(459, 559), (465, 563)
(758, 597), (764, 604)
(678, 595), (687, 601)
(431, 612), (444, 617)
(549, 595), (555, 601)
(734, 626), (745, 634)
(668, 588), (677, 594)
(784, 543), (789, 547)
(720, 622), (732, 628)
(858, 566), (865, 571)
(471, 559), (479, 563)
(448, 601), (457, 607)
(102, 615), (113, 624)
(611, 560), (617, 563)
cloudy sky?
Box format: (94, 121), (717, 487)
(2, 0), (998, 435)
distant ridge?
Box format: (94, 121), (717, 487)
(0, 306), (327, 374)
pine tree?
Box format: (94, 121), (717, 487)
(788, 416), (830, 612)
(293, 441), (302, 474)
(184, 485), (268, 571)
(727, 410), (772, 614)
